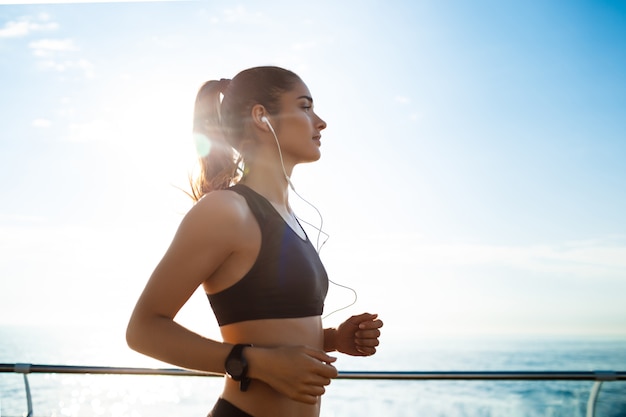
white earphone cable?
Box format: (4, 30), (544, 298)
(264, 117), (358, 319)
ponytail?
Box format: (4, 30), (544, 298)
(190, 79), (239, 201)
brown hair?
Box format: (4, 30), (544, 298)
(190, 66), (302, 201)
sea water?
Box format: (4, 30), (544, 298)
(1, 325), (625, 417)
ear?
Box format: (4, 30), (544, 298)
(251, 104), (271, 132)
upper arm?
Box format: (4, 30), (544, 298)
(130, 190), (248, 321)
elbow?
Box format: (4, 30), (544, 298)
(125, 310), (170, 355)
(125, 314), (143, 352)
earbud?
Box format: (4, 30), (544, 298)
(261, 116), (279, 144)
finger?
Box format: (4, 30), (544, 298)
(356, 346), (377, 356)
(303, 351), (338, 378)
(354, 337), (380, 347)
(298, 393), (322, 405)
(302, 382), (327, 395)
(295, 382), (328, 404)
(358, 319), (383, 330)
(305, 348), (337, 364)
(349, 313), (378, 323)
(306, 374), (333, 387)
(355, 328), (381, 339)
(344, 313), (376, 328)
(316, 363), (338, 378)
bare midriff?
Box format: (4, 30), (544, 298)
(219, 316), (325, 417)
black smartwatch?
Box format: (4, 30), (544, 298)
(225, 344), (253, 392)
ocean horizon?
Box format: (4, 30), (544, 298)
(1, 325), (625, 417)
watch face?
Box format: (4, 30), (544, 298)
(226, 358), (244, 377)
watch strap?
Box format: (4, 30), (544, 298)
(225, 343), (252, 392)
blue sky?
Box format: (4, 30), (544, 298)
(1, 0), (625, 342)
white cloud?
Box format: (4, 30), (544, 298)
(0, 16), (58, 38)
(29, 38), (78, 57)
(37, 57), (95, 78)
(344, 233), (626, 280)
(409, 112), (423, 122)
(65, 58), (95, 78)
(38, 59), (64, 71)
(77, 58), (95, 78)
(66, 119), (111, 142)
(421, 241), (626, 278)
(0, 212), (46, 223)
(27, 37), (95, 78)
(220, 5), (264, 24)
(223, 5), (247, 22)
(32, 118), (52, 128)
(395, 96), (411, 104)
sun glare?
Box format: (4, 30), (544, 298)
(193, 133), (211, 158)
(94, 75), (200, 196)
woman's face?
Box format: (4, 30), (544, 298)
(272, 80), (327, 164)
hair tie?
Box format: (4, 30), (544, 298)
(218, 78), (231, 93)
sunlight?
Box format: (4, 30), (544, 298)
(80, 74), (201, 209)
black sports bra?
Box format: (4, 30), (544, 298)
(207, 184), (329, 326)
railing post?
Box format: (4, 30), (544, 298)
(14, 363), (33, 417)
(586, 380), (602, 417)
(586, 371), (619, 417)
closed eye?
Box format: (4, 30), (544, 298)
(297, 95), (314, 111)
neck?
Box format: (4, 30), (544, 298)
(239, 169), (292, 209)
(239, 133), (296, 209)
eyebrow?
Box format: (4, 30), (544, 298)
(297, 95), (313, 103)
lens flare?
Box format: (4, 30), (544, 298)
(193, 133), (211, 158)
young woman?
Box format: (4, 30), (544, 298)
(126, 66), (383, 417)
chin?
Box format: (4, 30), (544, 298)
(296, 148), (322, 164)
(308, 151), (322, 163)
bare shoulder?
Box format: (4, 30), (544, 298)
(192, 189), (248, 219)
(176, 189), (251, 246)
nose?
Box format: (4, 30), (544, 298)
(315, 113), (327, 131)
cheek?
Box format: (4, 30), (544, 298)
(280, 112), (313, 135)
(286, 115), (312, 132)
(302, 113), (316, 127)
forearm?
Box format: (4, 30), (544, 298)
(126, 314), (230, 373)
(323, 327), (337, 352)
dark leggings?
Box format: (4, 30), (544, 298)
(208, 398), (254, 417)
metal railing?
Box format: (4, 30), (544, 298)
(1, 363), (624, 417)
